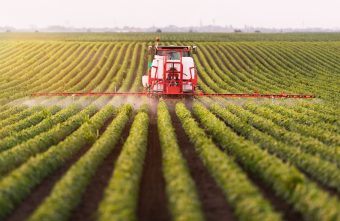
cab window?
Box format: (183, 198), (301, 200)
(182, 51), (191, 57)
(167, 51), (180, 60)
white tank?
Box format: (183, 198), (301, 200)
(142, 54), (196, 92)
(182, 57), (195, 79)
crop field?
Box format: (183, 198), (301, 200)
(0, 33), (339, 221)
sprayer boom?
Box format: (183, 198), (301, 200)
(31, 91), (315, 99)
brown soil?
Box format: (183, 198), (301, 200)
(69, 117), (133, 221)
(86, 45), (119, 90)
(244, 171), (303, 221)
(137, 101), (170, 221)
(98, 44), (129, 92)
(126, 44), (142, 90)
(167, 100), (237, 221)
(198, 109), (303, 221)
(53, 44), (97, 86)
(299, 168), (340, 200)
(5, 116), (114, 221)
(5, 142), (92, 221)
(224, 45), (250, 71)
(194, 52), (217, 91)
(205, 44), (235, 74)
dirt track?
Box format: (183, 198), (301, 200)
(137, 102), (170, 221)
(5, 116), (115, 221)
(5, 139), (92, 221)
(69, 117), (133, 221)
(167, 100), (237, 221)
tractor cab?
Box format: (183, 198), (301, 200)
(142, 45), (198, 95)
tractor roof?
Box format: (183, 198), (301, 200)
(156, 45), (191, 50)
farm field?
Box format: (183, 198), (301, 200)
(0, 33), (339, 221)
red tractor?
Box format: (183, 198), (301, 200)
(142, 45), (198, 95)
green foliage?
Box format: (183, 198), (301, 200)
(210, 103), (340, 192)
(0, 105), (80, 152)
(0, 106), (43, 128)
(0, 106), (61, 139)
(0, 106), (97, 176)
(176, 102), (282, 221)
(192, 102), (340, 221)
(98, 109), (149, 221)
(228, 103), (340, 167)
(0, 105), (115, 219)
(158, 101), (204, 221)
(246, 103), (340, 146)
(28, 105), (132, 221)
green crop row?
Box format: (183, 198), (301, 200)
(0, 106), (43, 128)
(0, 104), (115, 219)
(176, 102), (281, 221)
(70, 44), (113, 91)
(245, 103), (340, 146)
(192, 102), (340, 221)
(0, 106), (97, 176)
(94, 43), (128, 92)
(98, 107), (149, 221)
(263, 103), (339, 133)
(0, 106), (60, 139)
(0, 43), (69, 103)
(157, 101), (204, 221)
(28, 104), (132, 221)
(0, 105), (26, 121)
(210, 103), (340, 193)
(225, 103), (340, 167)
(84, 43), (121, 91)
(0, 105), (80, 152)
(34, 43), (94, 92)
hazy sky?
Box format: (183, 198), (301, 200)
(1, 0), (340, 29)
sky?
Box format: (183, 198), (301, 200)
(0, 0), (340, 29)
